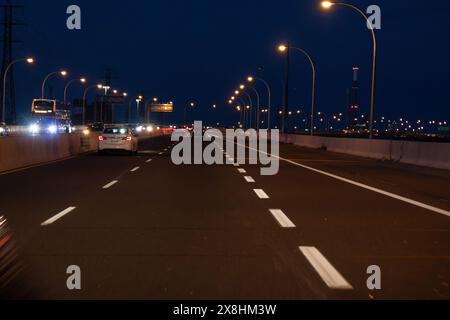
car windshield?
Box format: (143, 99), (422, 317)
(104, 128), (128, 135)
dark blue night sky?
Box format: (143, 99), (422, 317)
(7, 0), (450, 125)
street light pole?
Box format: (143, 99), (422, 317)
(83, 84), (103, 125)
(41, 70), (67, 99)
(184, 102), (195, 125)
(282, 42), (290, 134)
(249, 76), (271, 129)
(322, 1), (377, 139)
(64, 77), (86, 107)
(238, 90), (253, 129)
(2, 57), (34, 123)
(279, 45), (316, 136)
(245, 85), (260, 131)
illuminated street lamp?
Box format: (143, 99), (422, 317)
(184, 101), (196, 124)
(321, 1), (378, 139)
(64, 77), (87, 106)
(82, 83), (103, 125)
(248, 75), (272, 129)
(2, 57), (34, 122)
(128, 95), (143, 123)
(278, 43), (316, 136)
(41, 70), (68, 99)
(242, 83), (260, 130)
(321, 1), (334, 9)
(236, 87), (254, 129)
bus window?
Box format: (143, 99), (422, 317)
(32, 99), (56, 114)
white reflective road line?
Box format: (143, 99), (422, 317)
(158, 152), (163, 155)
(254, 189), (269, 199)
(146, 159), (153, 163)
(269, 209), (296, 228)
(299, 246), (353, 290)
(244, 176), (255, 183)
(131, 167), (140, 172)
(242, 142), (450, 218)
(102, 180), (118, 189)
(41, 207), (76, 226)
(238, 168), (247, 173)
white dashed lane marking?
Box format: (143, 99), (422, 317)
(102, 180), (118, 189)
(41, 207), (76, 226)
(254, 189), (270, 199)
(269, 209), (296, 228)
(299, 246), (353, 290)
(244, 176), (255, 183)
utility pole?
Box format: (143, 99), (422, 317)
(1, 0), (24, 124)
(282, 42), (290, 134)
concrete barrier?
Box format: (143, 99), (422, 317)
(280, 134), (450, 171)
(0, 133), (100, 173)
(0, 130), (165, 174)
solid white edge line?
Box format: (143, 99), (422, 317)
(239, 141), (450, 218)
(299, 246), (353, 290)
(269, 209), (296, 228)
(102, 180), (118, 189)
(41, 207), (76, 226)
(131, 166), (140, 172)
(244, 176), (255, 183)
(254, 189), (269, 199)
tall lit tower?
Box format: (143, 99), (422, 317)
(347, 67), (360, 130)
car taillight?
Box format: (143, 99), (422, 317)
(122, 136), (132, 141)
(99, 136), (107, 141)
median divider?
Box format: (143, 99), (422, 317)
(280, 134), (450, 171)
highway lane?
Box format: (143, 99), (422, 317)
(240, 143), (450, 299)
(0, 135), (449, 299)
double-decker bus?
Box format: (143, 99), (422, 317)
(29, 99), (73, 134)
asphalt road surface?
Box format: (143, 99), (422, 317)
(0, 135), (449, 299)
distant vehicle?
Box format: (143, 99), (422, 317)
(0, 122), (10, 136)
(29, 99), (73, 134)
(89, 122), (105, 132)
(98, 126), (138, 154)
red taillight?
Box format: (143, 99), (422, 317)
(99, 136), (107, 141)
(122, 136), (132, 141)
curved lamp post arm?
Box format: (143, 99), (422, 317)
(332, 2), (377, 139)
(239, 91), (254, 129)
(290, 46), (317, 136)
(41, 71), (60, 99)
(246, 85), (261, 130)
(254, 77), (271, 129)
(2, 58), (27, 122)
(64, 79), (78, 106)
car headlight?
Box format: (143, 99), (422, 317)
(83, 129), (90, 136)
(29, 124), (40, 134)
(0, 127), (4, 133)
(147, 126), (154, 132)
(48, 125), (57, 134)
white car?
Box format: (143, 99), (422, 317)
(98, 126), (138, 154)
